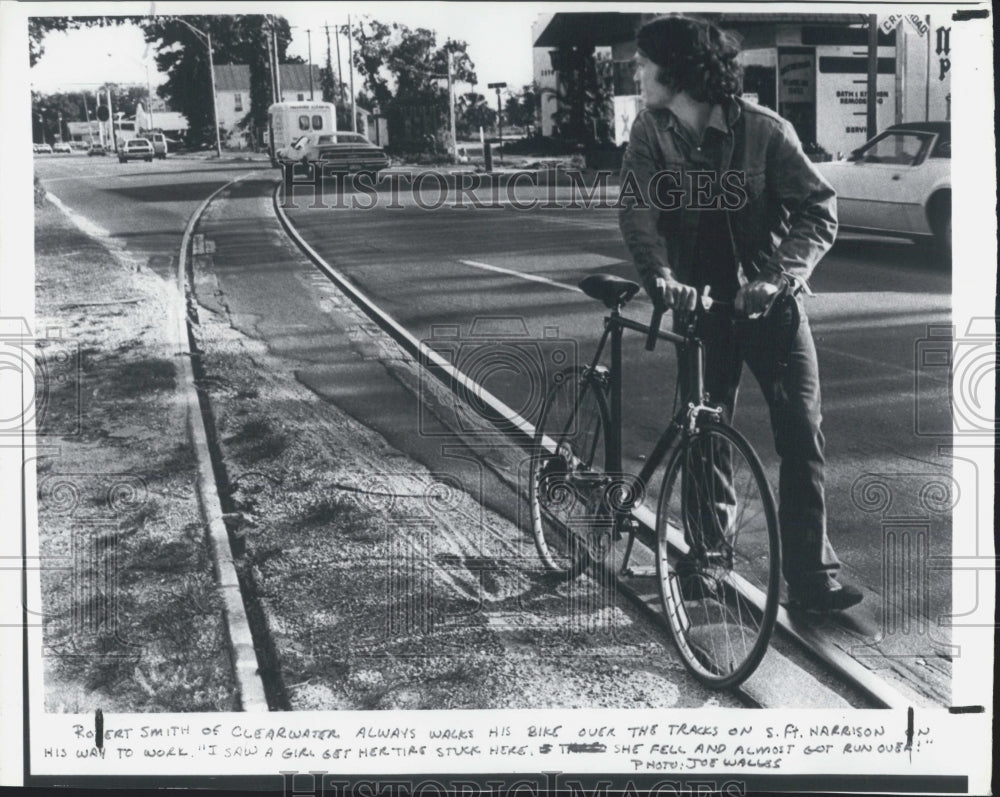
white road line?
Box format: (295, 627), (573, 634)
(457, 259), (583, 293)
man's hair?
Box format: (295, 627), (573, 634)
(636, 15), (742, 105)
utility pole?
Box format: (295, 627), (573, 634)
(107, 88), (118, 152)
(488, 81), (506, 164)
(324, 22), (335, 102)
(447, 51), (457, 159)
(173, 16), (222, 156)
(866, 14), (878, 138)
(267, 21), (278, 102)
(146, 63), (155, 131)
(331, 22), (343, 104)
(272, 19), (282, 100)
(306, 29), (314, 100)
(347, 15), (356, 131)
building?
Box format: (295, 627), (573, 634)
(66, 111), (189, 146)
(212, 63), (322, 144)
(532, 12), (952, 156)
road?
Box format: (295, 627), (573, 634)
(279, 172), (954, 634)
(33, 155), (955, 695)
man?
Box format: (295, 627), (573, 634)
(618, 14), (862, 612)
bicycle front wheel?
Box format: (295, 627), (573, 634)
(529, 366), (612, 578)
(655, 421), (780, 688)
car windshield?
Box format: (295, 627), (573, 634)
(852, 131), (933, 166)
(333, 134), (370, 144)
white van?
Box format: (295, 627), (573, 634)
(267, 101), (337, 166)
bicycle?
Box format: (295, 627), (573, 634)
(529, 273), (782, 688)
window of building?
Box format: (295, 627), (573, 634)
(234, 93), (243, 112)
(298, 93), (305, 101)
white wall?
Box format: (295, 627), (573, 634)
(814, 44), (897, 156)
(533, 48), (559, 136)
(899, 13), (952, 122)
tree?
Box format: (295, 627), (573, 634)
(345, 17), (477, 151)
(140, 15), (293, 147)
(547, 46), (614, 145)
(457, 92), (495, 138)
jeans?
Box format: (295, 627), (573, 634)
(674, 303), (841, 591)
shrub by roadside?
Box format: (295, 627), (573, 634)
(34, 199), (237, 712)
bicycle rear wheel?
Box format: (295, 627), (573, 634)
(529, 367), (612, 578)
(655, 421), (780, 688)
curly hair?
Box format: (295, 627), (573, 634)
(636, 15), (743, 105)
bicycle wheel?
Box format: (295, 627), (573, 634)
(529, 366), (612, 578)
(655, 421), (780, 688)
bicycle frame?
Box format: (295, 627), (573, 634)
(583, 304), (722, 573)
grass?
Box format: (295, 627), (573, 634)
(112, 358), (177, 396)
(229, 415), (289, 461)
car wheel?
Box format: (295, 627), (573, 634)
(929, 197), (951, 267)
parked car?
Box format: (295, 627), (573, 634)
(88, 143), (108, 156)
(278, 132), (389, 172)
(146, 132), (168, 159)
(34, 143), (53, 154)
(118, 138), (155, 163)
(816, 122), (951, 261)
(53, 142), (73, 154)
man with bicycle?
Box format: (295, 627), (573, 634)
(618, 14), (863, 612)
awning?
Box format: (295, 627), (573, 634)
(533, 12), (866, 48)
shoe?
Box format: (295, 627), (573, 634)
(788, 581), (863, 613)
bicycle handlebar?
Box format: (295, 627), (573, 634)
(643, 279), (803, 352)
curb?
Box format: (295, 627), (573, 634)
(176, 174), (270, 712)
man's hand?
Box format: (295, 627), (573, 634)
(654, 276), (698, 313)
(735, 278), (782, 317)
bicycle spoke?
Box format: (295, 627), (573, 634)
(656, 423), (780, 688)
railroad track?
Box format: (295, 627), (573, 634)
(175, 174), (946, 711)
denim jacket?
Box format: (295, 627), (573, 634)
(618, 97), (837, 298)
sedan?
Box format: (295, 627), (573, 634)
(34, 143), (53, 155)
(53, 142), (73, 154)
(279, 132), (389, 172)
(88, 143), (108, 156)
(118, 138), (155, 163)
(816, 122), (950, 262)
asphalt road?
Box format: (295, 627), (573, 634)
(33, 152), (265, 280)
(278, 172), (955, 641)
(34, 155), (956, 667)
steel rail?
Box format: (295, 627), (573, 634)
(272, 179), (927, 710)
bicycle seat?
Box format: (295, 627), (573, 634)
(579, 274), (641, 309)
